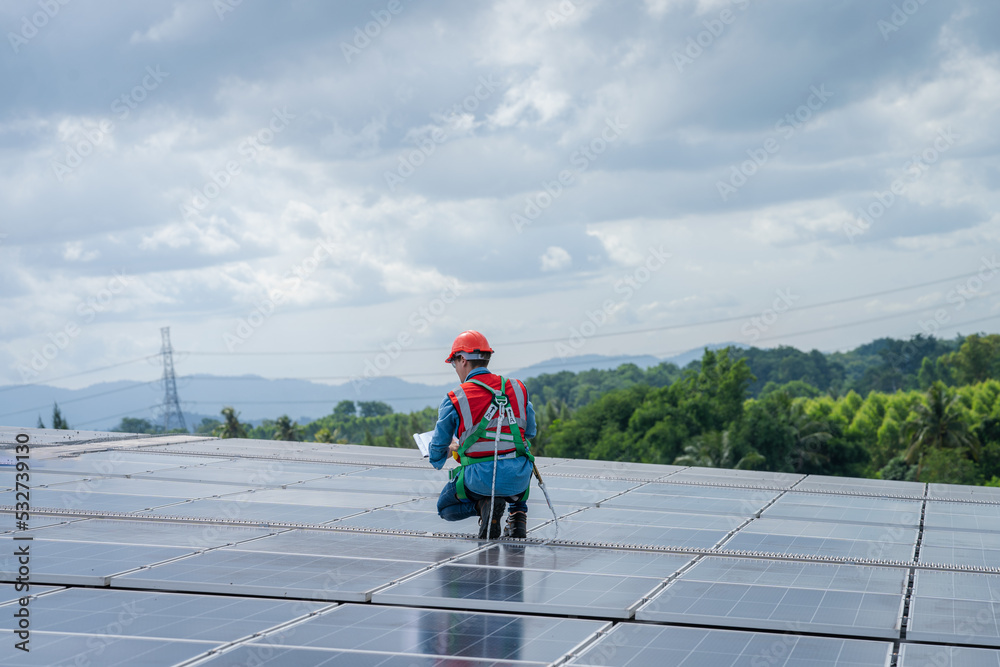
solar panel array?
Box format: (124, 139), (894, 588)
(2, 425), (999, 665)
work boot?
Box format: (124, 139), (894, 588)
(503, 511), (527, 539)
(476, 496), (505, 539)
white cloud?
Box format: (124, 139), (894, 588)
(540, 246), (572, 271)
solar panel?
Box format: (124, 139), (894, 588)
(112, 549), (431, 601)
(898, 644), (1000, 666)
(640, 482), (782, 500)
(742, 517), (918, 544)
(0, 489), (195, 513)
(295, 475), (440, 496)
(238, 602), (608, 664)
(3, 633), (218, 667)
(721, 532), (915, 561)
(193, 645), (529, 666)
(17, 587), (331, 640)
(0, 583), (59, 604)
(567, 623), (893, 666)
(637, 558), (906, 638)
(678, 558), (909, 594)
(374, 564), (661, 619)
(600, 492), (768, 516)
(231, 529), (481, 563)
(547, 461), (682, 476)
(638, 579), (903, 638)
(141, 498), (364, 524)
(451, 543), (694, 578)
(33, 476), (260, 498)
(335, 507), (551, 534)
(920, 545), (1000, 568)
(224, 488), (425, 507)
(775, 493), (923, 511)
(667, 468), (803, 487)
(906, 597), (1000, 647)
(928, 483), (1000, 502)
(0, 538), (196, 586)
(795, 475), (924, 495)
(7, 426), (999, 663)
(763, 503), (921, 527)
(28, 456), (190, 475)
(133, 465), (329, 486)
(349, 467), (457, 482)
(23, 517), (275, 548)
(570, 507), (745, 530)
(907, 571), (1000, 647)
(921, 529), (1000, 550)
(551, 519), (731, 548)
(913, 571), (1000, 603)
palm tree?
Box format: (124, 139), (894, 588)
(787, 402), (833, 473)
(674, 431), (764, 469)
(313, 426), (344, 444)
(274, 415), (299, 442)
(214, 406), (248, 439)
(904, 382), (979, 478)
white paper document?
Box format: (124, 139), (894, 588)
(412, 431), (433, 457)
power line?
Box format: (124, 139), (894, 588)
(0, 379), (161, 419)
(0, 355), (160, 394)
(176, 267), (992, 356)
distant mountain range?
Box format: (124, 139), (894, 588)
(0, 344), (742, 431)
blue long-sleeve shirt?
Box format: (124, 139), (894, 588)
(429, 367), (535, 497)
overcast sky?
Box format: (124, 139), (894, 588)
(1, 0), (998, 393)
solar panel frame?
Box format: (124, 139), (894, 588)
(567, 622), (894, 666)
(111, 548), (432, 602)
(0, 538), (198, 586)
(231, 529), (483, 563)
(240, 602), (609, 665)
(15, 587), (332, 641)
(898, 643), (1000, 666)
(374, 564), (663, 619)
(636, 579), (905, 639)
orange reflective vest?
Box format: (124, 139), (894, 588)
(447, 372), (534, 500)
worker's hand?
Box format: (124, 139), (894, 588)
(448, 441), (460, 453)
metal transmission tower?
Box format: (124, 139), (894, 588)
(159, 327), (187, 433)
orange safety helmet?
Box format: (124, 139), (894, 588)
(445, 330), (494, 363)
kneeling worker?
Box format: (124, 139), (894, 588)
(429, 330), (536, 539)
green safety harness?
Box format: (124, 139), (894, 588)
(449, 376), (534, 502)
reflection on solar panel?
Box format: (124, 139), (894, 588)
(568, 623), (892, 666)
(898, 644), (1000, 666)
(2, 426), (998, 664)
(637, 558), (906, 638)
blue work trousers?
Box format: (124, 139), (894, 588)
(437, 477), (528, 522)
